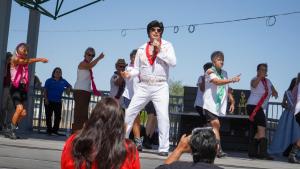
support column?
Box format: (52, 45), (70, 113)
(0, 0), (12, 122)
(22, 9), (41, 131)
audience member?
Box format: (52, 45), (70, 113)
(156, 127), (223, 169)
(44, 67), (72, 136)
(61, 97), (140, 169)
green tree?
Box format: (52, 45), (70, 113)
(169, 79), (184, 96)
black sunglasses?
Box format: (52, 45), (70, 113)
(150, 27), (162, 33)
(87, 53), (95, 57)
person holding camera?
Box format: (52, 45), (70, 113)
(156, 127), (223, 169)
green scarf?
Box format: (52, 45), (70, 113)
(211, 66), (225, 111)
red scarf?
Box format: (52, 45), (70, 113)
(249, 78), (269, 122)
(84, 59), (101, 96)
(12, 53), (29, 91)
(145, 40), (161, 65)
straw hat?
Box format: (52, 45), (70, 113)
(115, 58), (128, 66)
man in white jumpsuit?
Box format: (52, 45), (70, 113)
(121, 20), (176, 156)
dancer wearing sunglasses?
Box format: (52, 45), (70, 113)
(72, 47), (104, 134)
(121, 20), (176, 156)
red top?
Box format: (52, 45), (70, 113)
(61, 134), (140, 169)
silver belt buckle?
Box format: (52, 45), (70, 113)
(149, 77), (156, 85)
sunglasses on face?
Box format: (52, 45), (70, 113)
(118, 65), (125, 68)
(150, 28), (162, 33)
(86, 53), (95, 57)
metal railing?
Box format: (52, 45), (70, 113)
(32, 89), (183, 131)
(266, 102), (284, 144)
(31, 88), (282, 146)
(32, 88), (109, 133)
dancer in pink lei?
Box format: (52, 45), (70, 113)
(6, 43), (48, 139)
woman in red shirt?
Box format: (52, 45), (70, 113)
(61, 97), (140, 169)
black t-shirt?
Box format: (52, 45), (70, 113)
(156, 161), (223, 169)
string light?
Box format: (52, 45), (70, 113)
(266, 16), (276, 26)
(11, 11), (300, 36)
(173, 26), (179, 34)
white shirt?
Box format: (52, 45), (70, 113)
(110, 72), (122, 98)
(295, 83), (300, 115)
(130, 39), (176, 83)
(74, 69), (91, 92)
(194, 75), (204, 107)
(123, 64), (139, 100)
(203, 69), (229, 116)
(246, 77), (273, 109)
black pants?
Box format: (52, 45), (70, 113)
(44, 101), (62, 133)
(195, 106), (207, 126)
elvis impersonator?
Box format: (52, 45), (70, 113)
(121, 20), (176, 156)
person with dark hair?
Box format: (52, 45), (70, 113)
(194, 62), (213, 127)
(247, 63), (278, 160)
(122, 49), (144, 151)
(34, 74), (42, 89)
(203, 51), (240, 158)
(5, 43), (48, 139)
(110, 58), (127, 101)
(73, 47), (104, 133)
(44, 67), (72, 136)
(288, 73), (300, 163)
(156, 127), (223, 169)
(121, 20), (176, 156)
(1, 52), (14, 131)
(122, 49), (138, 110)
(269, 77), (300, 157)
(61, 97), (140, 169)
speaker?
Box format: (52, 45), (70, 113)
(220, 117), (250, 151)
(183, 86), (197, 112)
(175, 114), (250, 151)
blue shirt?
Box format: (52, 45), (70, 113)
(44, 78), (71, 102)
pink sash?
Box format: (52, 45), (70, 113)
(84, 60), (101, 96)
(12, 54), (29, 91)
(249, 78), (268, 122)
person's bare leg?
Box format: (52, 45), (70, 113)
(132, 114), (143, 151)
(12, 104), (24, 125)
(8, 104), (24, 139)
(146, 114), (157, 137)
(133, 114), (141, 138)
(144, 114), (157, 149)
(210, 119), (220, 140)
(210, 119), (226, 157)
(254, 126), (265, 139)
(17, 109), (27, 124)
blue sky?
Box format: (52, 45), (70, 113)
(7, 0), (300, 101)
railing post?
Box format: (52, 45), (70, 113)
(37, 88), (44, 132)
(0, 0), (12, 115)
